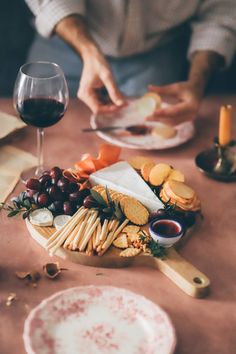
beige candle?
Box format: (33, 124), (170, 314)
(219, 105), (232, 146)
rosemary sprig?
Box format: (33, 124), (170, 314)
(0, 192), (36, 219)
(140, 231), (167, 259)
(90, 187), (125, 222)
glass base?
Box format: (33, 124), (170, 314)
(20, 166), (49, 184)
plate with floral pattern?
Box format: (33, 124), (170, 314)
(23, 286), (176, 354)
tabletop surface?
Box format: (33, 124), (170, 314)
(0, 97), (236, 354)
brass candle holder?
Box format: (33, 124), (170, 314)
(213, 138), (236, 175)
(195, 138), (236, 182)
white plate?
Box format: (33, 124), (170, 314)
(23, 286), (176, 354)
(91, 101), (195, 150)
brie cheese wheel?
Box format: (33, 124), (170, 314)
(53, 215), (72, 230)
(89, 161), (163, 212)
(29, 208), (53, 227)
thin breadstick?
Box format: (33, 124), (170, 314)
(77, 210), (97, 248)
(101, 220), (120, 249)
(86, 236), (93, 256)
(95, 221), (102, 247)
(92, 229), (97, 250)
(48, 209), (89, 255)
(99, 219), (129, 255)
(46, 207), (83, 246)
(96, 244), (102, 253)
(108, 219), (117, 231)
(46, 207), (85, 248)
(63, 217), (84, 249)
(79, 217), (100, 252)
(47, 209), (88, 252)
(71, 211), (92, 250)
(99, 219), (109, 242)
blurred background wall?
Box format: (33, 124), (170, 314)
(0, 1), (235, 97)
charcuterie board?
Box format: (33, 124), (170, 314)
(26, 220), (210, 298)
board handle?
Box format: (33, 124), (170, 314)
(155, 248), (210, 298)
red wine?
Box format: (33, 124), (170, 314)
(17, 98), (65, 128)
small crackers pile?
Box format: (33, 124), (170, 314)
(128, 156), (184, 186)
(128, 156), (201, 213)
(160, 180), (201, 211)
(112, 225), (150, 257)
(92, 185), (149, 225)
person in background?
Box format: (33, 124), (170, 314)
(25, 0), (236, 125)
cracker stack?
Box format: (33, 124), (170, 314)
(160, 180), (201, 211)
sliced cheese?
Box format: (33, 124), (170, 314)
(53, 215), (72, 230)
(29, 208), (53, 227)
(89, 161), (163, 212)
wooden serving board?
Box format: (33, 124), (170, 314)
(26, 220), (210, 298)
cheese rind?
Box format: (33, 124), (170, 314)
(89, 161), (163, 212)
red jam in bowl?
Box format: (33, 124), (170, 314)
(150, 219), (183, 238)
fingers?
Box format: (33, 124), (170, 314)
(150, 102), (195, 118)
(78, 89), (121, 115)
(146, 102), (197, 125)
(102, 71), (126, 106)
(148, 84), (179, 96)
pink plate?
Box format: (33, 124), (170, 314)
(23, 286), (176, 354)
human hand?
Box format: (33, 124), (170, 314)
(77, 48), (126, 114)
(146, 82), (202, 125)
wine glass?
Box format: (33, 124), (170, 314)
(13, 61), (69, 181)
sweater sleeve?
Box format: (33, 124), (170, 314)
(188, 0), (236, 66)
(25, 0), (86, 37)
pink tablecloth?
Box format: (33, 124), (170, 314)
(0, 96), (236, 354)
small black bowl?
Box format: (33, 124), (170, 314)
(195, 149), (236, 182)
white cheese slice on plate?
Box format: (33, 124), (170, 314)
(89, 161), (163, 212)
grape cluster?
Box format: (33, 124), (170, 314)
(25, 167), (90, 215)
(149, 208), (197, 228)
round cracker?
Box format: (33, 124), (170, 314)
(167, 169), (185, 183)
(141, 161), (156, 182)
(123, 198), (149, 225)
(123, 225), (140, 234)
(92, 185), (105, 192)
(168, 180), (195, 200)
(129, 156), (155, 170)
(151, 124), (177, 139)
(149, 163), (171, 186)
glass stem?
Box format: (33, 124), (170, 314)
(36, 128), (44, 177)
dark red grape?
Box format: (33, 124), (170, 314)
(37, 193), (50, 207)
(33, 192), (40, 204)
(47, 185), (64, 201)
(67, 182), (79, 193)
(25, 189), (37, 199)
(83, 195), (98, 209)
(48, 201), (63, 214)
(57, 177), (69, 192)
(50, 166), (62, 180)
(74, 189), (92, 206)
(69, 190), (83, 202)
(39, 174), (51, 186)
(184, 212), (196, 228)
(63, 201), (75, 215)
(26, 178), (41, 191)
(149, 209), (167, 222)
